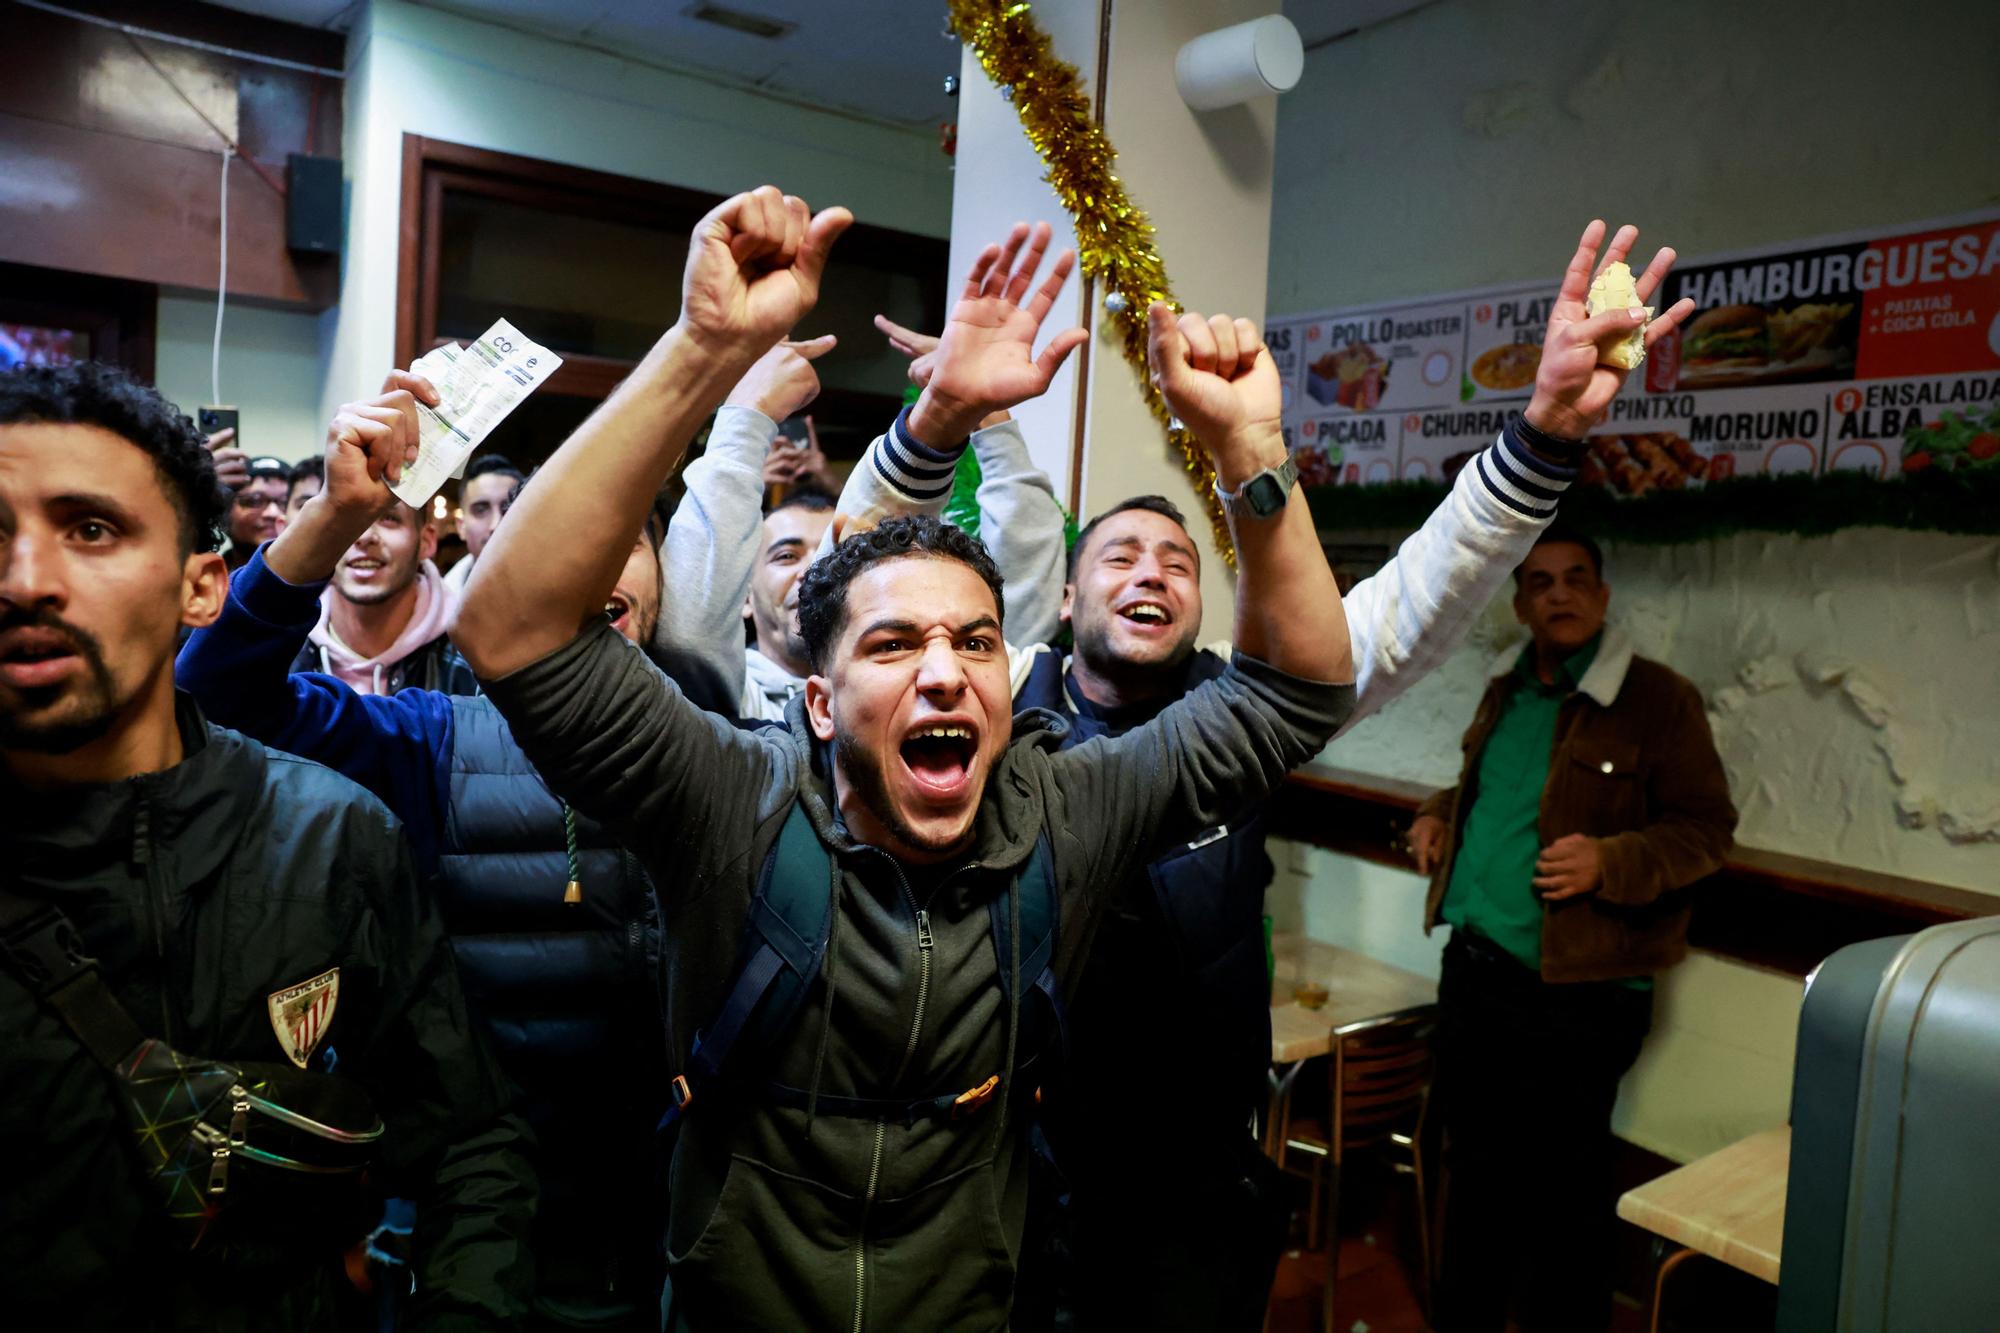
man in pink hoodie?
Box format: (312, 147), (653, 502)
(288, 495), (479, 695)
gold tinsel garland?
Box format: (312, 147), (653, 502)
(947, 0), (1235, 564)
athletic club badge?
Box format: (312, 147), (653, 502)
(267, 967), (340, 1070)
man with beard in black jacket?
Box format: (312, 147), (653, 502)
(0, 361), (535, 1330)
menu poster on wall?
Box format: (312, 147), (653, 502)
(1267, 212), (2000, 499)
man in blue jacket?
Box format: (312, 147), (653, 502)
(174, 365), (753, 1330)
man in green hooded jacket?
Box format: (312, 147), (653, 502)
(449, 187), (1360, 1331)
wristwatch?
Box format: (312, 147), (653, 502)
(1213, 455), (1298, 520)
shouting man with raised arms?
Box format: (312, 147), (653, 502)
(448, 186), (1357, 1331)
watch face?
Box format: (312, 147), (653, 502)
(1244, 473), (1287, 517)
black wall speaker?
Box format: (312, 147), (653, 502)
(286, 154), (342, 255)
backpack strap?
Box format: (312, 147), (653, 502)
(659, 801), (831, 1129)
(0, 885), (148, 1069)
(990, 835), (1058, 1001)
(989, 834), (1067, 1065)
(664, 822), (1066, 1132)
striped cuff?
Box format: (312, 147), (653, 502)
(1477, 417), (1580, 519)
(873, 404), (969, 502)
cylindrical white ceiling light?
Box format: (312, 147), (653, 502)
(1175, 15), (1305, 111)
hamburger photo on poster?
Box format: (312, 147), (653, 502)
(1666, 240), (1864, 389)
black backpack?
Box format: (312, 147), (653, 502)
(659, 800), (1062, 1129)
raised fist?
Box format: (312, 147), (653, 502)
(681, 186), (852, 358)
(1146, 304), (1283, 477)
(319, 368), (437, 515)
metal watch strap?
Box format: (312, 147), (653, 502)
(1214, 453), (1299, 519)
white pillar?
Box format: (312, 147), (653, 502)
(949, 0), (1282, 631)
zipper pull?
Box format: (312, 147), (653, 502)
(131, 795), (151, 866)
(916, 909), (933, 951)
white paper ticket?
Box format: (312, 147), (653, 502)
(390, 320), (561, 507)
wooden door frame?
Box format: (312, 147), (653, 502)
(395, 134), (948, 403)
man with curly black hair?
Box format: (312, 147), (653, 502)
(0, 361), (536, 1329)
(452, 189), (1357, 1332)
(793, 514), (1004, 666)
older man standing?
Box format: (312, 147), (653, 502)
(1410, 523), (1737, 1333)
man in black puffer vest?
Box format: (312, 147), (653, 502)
(176, 366), (748, 1329)
(1012, 217), (1693, 1331)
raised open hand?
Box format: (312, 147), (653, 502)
(682, 186), (853, 359)
(1528, 221), (1697, 440)
(1146, 304), (1285, 484)
(906, 222), (1087, 444)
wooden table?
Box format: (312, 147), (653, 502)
(1269, 934), (1438, 1062)
(1617, 1125), (1790, 1330)
(1263, 934), (1437, 1152)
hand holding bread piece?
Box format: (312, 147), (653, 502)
(1525, 220), (1698, 440)
(1586, 260), (1651, 370)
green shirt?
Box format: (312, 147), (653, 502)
(1441, 633), (1647, 987)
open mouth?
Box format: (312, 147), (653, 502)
(899, 722), (978, 801)
(344, 558), (385, 579)
(0, 627), (81, 690)
(1117, 600), (1173, 630)
(604, 591), (632, 632)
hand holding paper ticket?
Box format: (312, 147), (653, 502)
(1524, 221), (1699, 440)
(389, 319), (561, 508)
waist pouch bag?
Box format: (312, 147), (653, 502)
(0, 887), (384, 1255)
(121, 1039), (385, 1252)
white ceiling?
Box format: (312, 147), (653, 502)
(209, 0), (964, 127)
(203, 1), (1439, 127)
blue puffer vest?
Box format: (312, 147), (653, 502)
(441, 696), (667, 1313)
(1016, 649), (1276, 1172)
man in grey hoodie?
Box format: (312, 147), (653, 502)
(653, 278), (1071, 723)
(450, 186), (1356, 1332)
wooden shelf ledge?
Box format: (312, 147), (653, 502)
(1271, 765), (1996, 977)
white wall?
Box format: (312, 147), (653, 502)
(154, 294), (327, 463)
(323, 0), (953, 425)
(1266, 0), (2000, 1164)
(1268, 0), (2000, 314)
(1326, 530), (2000, 891)
(950, 0), (1284, 624)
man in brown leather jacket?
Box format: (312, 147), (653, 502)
(1407, 524), (1736, 1333)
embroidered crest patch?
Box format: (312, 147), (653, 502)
(267, 967), (340, 1070)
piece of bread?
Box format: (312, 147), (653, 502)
(1586, 260), (1652, 370)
